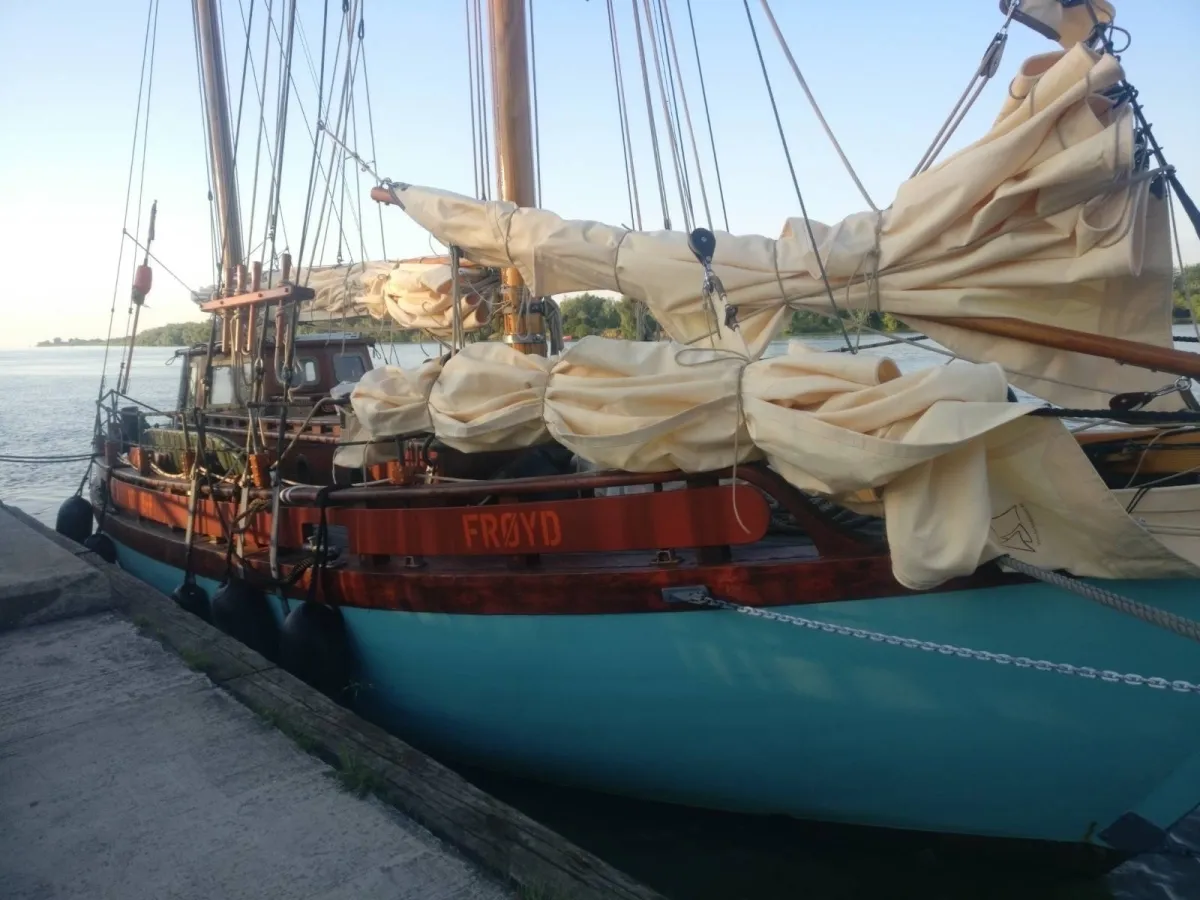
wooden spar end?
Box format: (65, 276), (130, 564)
(371, 185), (402, 206)
(913, 316), (1200, 381)
(200, 284), (314, 313)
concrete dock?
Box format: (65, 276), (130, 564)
(0, 503), (660, 900)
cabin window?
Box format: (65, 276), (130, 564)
(209, 366), (239, 405)
(193, 360), (252, 408)
(288, 358), (320, 388)
(333, 353), (366, 383)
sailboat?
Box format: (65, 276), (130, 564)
(65, 0), (1200, 855)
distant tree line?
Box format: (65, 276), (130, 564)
(37, 318), (432, 348)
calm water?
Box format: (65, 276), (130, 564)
(2, 338), (1199, 899)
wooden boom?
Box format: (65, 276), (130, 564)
(915, 316), (1200, 381)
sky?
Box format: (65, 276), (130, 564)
(0, 0), (1197, 348)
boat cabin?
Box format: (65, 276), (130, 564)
(179, 332), (376, 411)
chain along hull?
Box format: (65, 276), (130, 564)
(111, 539), (1200, 849)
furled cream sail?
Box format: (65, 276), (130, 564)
(1013, 0), (1114, 48)
(344, 338), (1197, 590)
(388, 44), (1179, 410)
(190, 258), (499, 336)
(302, 257), (498, 335)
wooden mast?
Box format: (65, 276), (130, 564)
(488, 0), (545, 356)
(193, 0), (244, 294)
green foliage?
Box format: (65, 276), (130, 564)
(783, 309), (912, 336)
(36, 317), (433, 348)
(559, 293), (620, 338)
(37, 321), (213, 347)
(617, 296), (660, 340)
(1174, 263), (1200, 313)
(334, 747), (386, 798)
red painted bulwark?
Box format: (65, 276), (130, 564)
(325, 485), (769, 556)
(98, 510), (1023, 616)
(109, 477), (770, 556)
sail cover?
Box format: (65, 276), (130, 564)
(345, 338), (1196, 589)
(389, 44), (1179, 410)
(1009, 0), (1115, 48)
(192, 258), (499, 336)
(302, 258), (498, 335)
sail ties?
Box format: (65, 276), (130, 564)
(775, 165), (1167, 315)
(673, 346), (755, 535)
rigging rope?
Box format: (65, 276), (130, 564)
(630, 0), (672, 229)
(101, 0), (159, 419)
(652, 0), (694, 228)
(473, 0), (491, 200)
(663, 586), (1200, 694)
(357, 29), (386, 257)
(347, 15), (370, 267)
(756, 0), (877, 212)
(311, 2), (364, 275)
(465, 0), (481, 198)
(741, 0), (854, 353)
(294, 0), (336, 277)
(264, 0), (300, 284)
(1169, 187), (1200, 344)
(910, 0), (1016, 178)
(529, 0), (543, 206)
(684, 0), (728, 231)
(640, 0), (692, 230)
(230, 0), (256, 159)
(605, 0), (642, 230)
(0, 454), (96, 464)
(997, 555), (1200, 646)
(239, 0), (274, 263)
(659, 0), (713, 230)
(98, 0), (159, 405)
(189, 0), (225, 290)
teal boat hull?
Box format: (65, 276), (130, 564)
(112, 541), (1200, 849)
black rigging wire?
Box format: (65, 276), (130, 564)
(230, 0), (256, 158)
(357, 32), (386, 257)
(190, 0), (222, 289)
(310, 4), (362, 275)
(264, 0), (300, 284)
(741, 0), (853, 352)
(295, 0), (333, 276)
(117, 0), (161, 399)
(244, 0), (274, 262)
(122, 231), (197, 295)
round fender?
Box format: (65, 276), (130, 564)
(83, 532), (117, 564)
(279, 602), (353, 700)
(211, 579), (279, 662)
(171, 581), (211, 622)
(55, 496), (94, 544)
